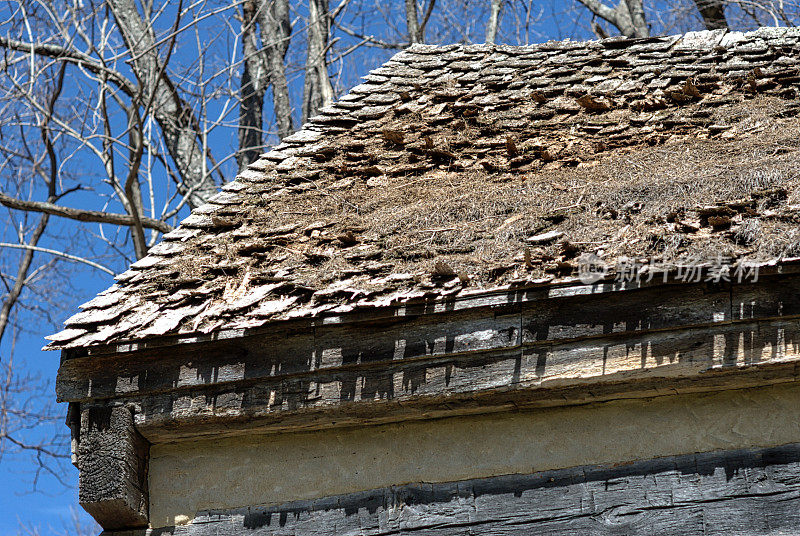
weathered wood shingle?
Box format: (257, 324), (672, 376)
(47, 27), (800, 351)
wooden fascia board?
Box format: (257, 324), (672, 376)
(132, 358), (800, 442)
(63, 259), (800, 360)
(56, 271), (800, 441)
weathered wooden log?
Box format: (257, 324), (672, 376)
(103, 442), (800, 535)
(58, 274), (800, 403)
(53, 274), (800, 441)
(78, 405), (149, 530)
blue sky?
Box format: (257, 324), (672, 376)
(0, 276), (105, 534)
(0, 0), (772, 533)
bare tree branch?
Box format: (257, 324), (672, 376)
(0, 244), (114, 276)
(107, 0), (218, 208)
(0, 60), (66, 344)
(0, 36), (138, 98)
(419, 0), (437, 38)
(575, 0), (649, 37)
(0, 193), (171, 233)
(332, 20), (406, 49)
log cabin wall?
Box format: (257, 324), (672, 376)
(112, 440), (800, 535)
(146, 382), (800, 529)
(59, 269), (800, 533)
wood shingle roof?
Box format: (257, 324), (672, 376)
(47, 27), (800, 351)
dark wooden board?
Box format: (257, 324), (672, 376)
(128, 360), (800, 442)
(59, 276), (800, 406)
(105, 442), (800, 535)
(57, 274), (800, 440)
(73, 262), (800, 359)
(78, 406), (149, 530)
(94, 316), (800, 441)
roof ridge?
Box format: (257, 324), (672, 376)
(252, 26), (800, 169)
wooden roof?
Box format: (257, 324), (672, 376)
(47, 27), (800, 351)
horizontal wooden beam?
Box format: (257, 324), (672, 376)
(104, 441), (800, 535)
(132, 318), (800, 441)
(55, 274), (800, 441)
(67, 260), (800, 359)
(60, 275), (800, 404)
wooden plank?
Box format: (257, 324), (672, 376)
(68, 314), (800, 441)
(732, 275), (800, 320)
(57, 278), (742, 404)
(60, 275), (800, 406)
(56, 308), (523, 403)
(55, 275), (800, 440)
(77, 260), (800, 359)
(521, 281), (731, 342)
(130, 321), (800, 441)
(104, 442), (800, 535)
(78, 405), (149, 530)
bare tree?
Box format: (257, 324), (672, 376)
(0, 64), (66, 487)
(0, 63), (65, 341)
(0, 0), (270, 496)
(406, 0), (423, 43)
(405, 0), (437, 44)
(0, 348), (69, 488)
(693, 0), (729, 29)
(710, 0), (798, 28)
(0, 2), (225, 267)
(302, 0), (336, 123)
(576, 0), (800, 38)
(258, 0), (295, 139)
(486, 0), (504, 44)
(107, 0), (218, 210)
(239, 0), (273, 169)
(575, 0), (650, 37)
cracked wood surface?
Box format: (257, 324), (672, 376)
(78, 406), (149, 530)
(105, 441), (800, 535)
(57, 273), (800, 441)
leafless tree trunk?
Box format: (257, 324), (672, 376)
(257, 0), (295, 140)
(575, 0), (649, 37)
(486, 0), (504, 44)
(238, 0), (271, 169)
(106, 0), (218, 209)
(693, 0), (729, 29)
(405, 0), (437, 44)
(406, 0), (422, 43)
(302, 0), (336, 124)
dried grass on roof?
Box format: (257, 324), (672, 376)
(220, 95), (800, 291)
(46, 28), (800, 349)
